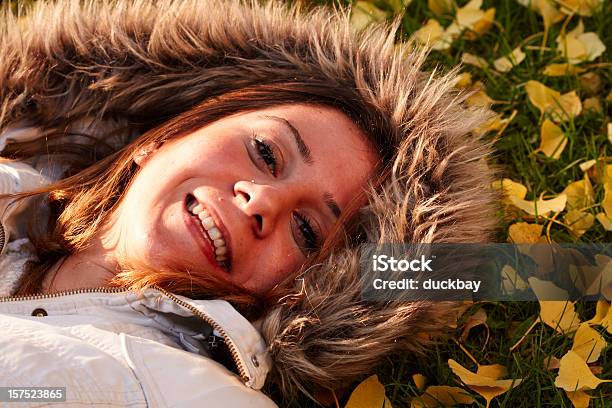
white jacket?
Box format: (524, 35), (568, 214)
(0, 159), (278, 408)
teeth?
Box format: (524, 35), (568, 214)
(193, 204), (205, 214)
(200, 216), (215, 229)
(188, 196), (230, 269)
(207, 227), (221, 240)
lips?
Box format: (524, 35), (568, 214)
(183, 196), (229, 274)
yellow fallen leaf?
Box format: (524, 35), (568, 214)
(428, 0), (453, 15)
(476, 364), (508, 380)
(509, 193), (567, 216)
(461, 52), (488, 69)
(345, 374), (393, 408)
(579, 159), (597, 172)
(466, 90), (494, 108)
(387, 0), (412, 14)
(559, 0), (603, 16)
(493, 47), (526, 72)
(350, 1), (388, 31)
(412, 373), (427, 391)
(564, 209), (595, 238)
(595, 212), (612, 231)
(537, 119), (567, 159)
(608, 123), (612, 145)
(448, 359), (522, 408)
(508, 222), (544, 243)
(460, 308), (488, 341)
(516, 0), (564, 29)
(543, 63), (586, 76)
(464, 8), (496, 40)
(492, 179), (528, 202)
(414, 19), (453, 51)
(578, 72), (602, 95)
(529, 277), (581, 334)
(544, 355), (561, 371)
(571, 322), (606, 363)
(555, 350), (612, 391)
(603, 182), (612, 218)
(586, 301), (610, 325)
(569, 254), (612, 300)
(452, 72), (472, 88)
(563, 174), (595, 210)
(410, 385), (475, 407)
(583, 97), (602, 113)
(525, 81), (582, 123)
(565, 390), (590, 408)
(501, 265), (530, 294)
(556, 20), (607, 63)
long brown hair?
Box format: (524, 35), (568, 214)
(1, 82), (395, 319)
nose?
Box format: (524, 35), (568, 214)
(233, 180), (294, 238)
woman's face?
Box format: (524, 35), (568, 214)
(106, 104), (378, 294)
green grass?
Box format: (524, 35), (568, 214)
(285, 0), (612, 406)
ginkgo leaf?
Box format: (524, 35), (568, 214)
(452, 0), (496, 40)
(428, 0), (453, 15)
(387, 0), (412, 14)
(537, 119), (567, 159)
(476, 364), (508, 380)
(586, 301), (610, 325)
(563, 209), (595, 238)
(516, 0), (564, 29)
(543, 63), (586, 76)
(509, 193), (567, 216)
(412, 374), (427, 391)
(530, 277), (581, 333)
(555, 350), (612, 391)
(452, 72), (472, 88)
(544, 355), (561, 371)
(414, 19), (452, 50)
(602, 182), (612, 218)
(345, 375), (393, 408)
(595, 212), (612, 231)
(569, 254), (612, 300)
(461, 52), (488, 68)
(410, 385), (475, 407)
(571, 322), (606, 363)
(350, 1), (388, 31)
(583, 97), (602, 113)
(448, 359), (522, 408)
(563, 174), (595, 210)
(525, 81), (582, 123)
(559, 0), (603, 16)
(556, 20), (607, 63)
(493, 47), (526, 72)
(460, 308), (488, 341)
(507, 222), (545, 243)
(501, 264), (530, 293)
(492, 179), (528, 201)
(565, 390), (590, 408)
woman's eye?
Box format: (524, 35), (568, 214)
(251, 137), (277, 176)
(293, 212), (321, 255)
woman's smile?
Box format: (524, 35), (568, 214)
(183, 193), (232, 273)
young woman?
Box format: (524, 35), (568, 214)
(0, 0), (499, 406)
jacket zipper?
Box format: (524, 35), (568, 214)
(0, 285), (251, 384)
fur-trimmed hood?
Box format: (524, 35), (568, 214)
(0, 0), (499, 402)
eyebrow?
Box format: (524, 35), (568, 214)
(258, 114), (342, 220)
